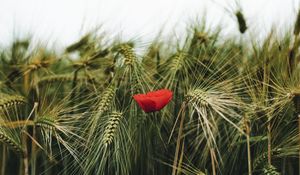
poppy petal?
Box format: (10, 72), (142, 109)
(133, 89), (173, 113)
(133, 95), (156, 112)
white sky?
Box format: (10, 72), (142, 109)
(0, 0), (299, 48)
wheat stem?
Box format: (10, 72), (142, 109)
(22, 71), (30, 175)
(172, 103), (186, 175)
(210, 148), (216, 175)
(177, 141), (185, 175)
(298, 114), (300, 174)
(244, 117), (252, 175)
(31, 102), (38, 175)
(21, 131), (29, 175)
(24, 72), (30, 94)
(267, 123), (272, 165)
(1, 146), (6, 175)
(0, 120), (34, 128)
(263, 56), (271, 166)
(31, 127), (37, 175)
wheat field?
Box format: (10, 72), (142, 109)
(0, 8), (300, 175)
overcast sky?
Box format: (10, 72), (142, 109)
(0, 0), (299, 48)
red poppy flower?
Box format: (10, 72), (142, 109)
(133, 89), (173, 113)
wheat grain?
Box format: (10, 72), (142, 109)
(0, 95), (26, 110)
(118, 44), (136, 66)
(185, 89), (209, 106)
(35, 117), (56, 130)
(96, 86), (116, 115)
(0, 131), (23, 155)
(102, 111), (122, 146)
(253, 149), (281, 169)
(263, 164), (280, 175)
(37, 74), (96, 85)
(170, 52), (187, 72)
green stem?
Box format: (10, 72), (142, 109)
(22, 132), (29, 175)
(177, 141), (185, 175)
(22, 71), (30, 175)
(172, 103), (186, 175)
(298, 114), (300, 174)
(263, 56), (271, 166)
(245, 118), (252, 175)
(267, 122), (272, 165)
(173, 80), (180, 118)
(293, 93), (300, 174)
(44, 154), (51, 175)
(0, 120), (34, 128)
(1, 146), (6, 175)
(30, 102), (38, 175)
(30, 126), (37, 175)
(19, 156), (23, 175)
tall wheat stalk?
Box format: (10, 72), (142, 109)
(172, 103), (186, 175)
(244, 116), (252, 175)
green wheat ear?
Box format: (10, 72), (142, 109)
(65, 34), (90, 53)
(236, 11), (247, 34)
(263, 164), (280, 175)
(38, 74), (75, 84)
(294, 9), (300, 36)
(37, 74), (96, 85)
(102, 111), (123, 146)
(0, 94), (26, 110)
(169, 52), (187, 73)
(87, 85), (116, 143)
(35, 116), (56, 130)
(0, 131), (23, 155)
(96, 85), (116, 115)
(192, 31), (209, 45)
(116, 43), (137, 66)
(253, 149), (281, 169)
(185, 89), (209, 106)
